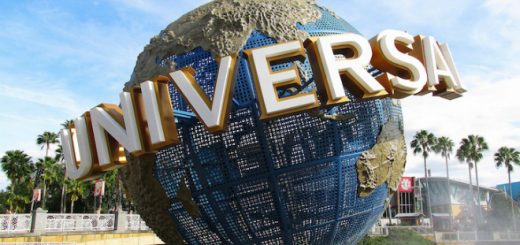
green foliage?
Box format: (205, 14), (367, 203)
(495, 146), (520, 173)
(410, 130), (437, 159)
(36, 131), (59, 157)
(0, 123), (134, 213)
(487, 192), (520, 229)
(101, 169), (123, 212)
(359, 230), (435, 245)
(457, 135), (489, 168)
(4, 182), (31, 213)
(61, 119), (74, 130)
(1, 150), (35, 189)
(434, 136), (454, 160)
(0, 191), (8, 213)
(35, 157), (60, 186)
(65, 178), (88, 213)
(35, 157), (61, 209)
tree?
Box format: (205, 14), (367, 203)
(54, 145), (67, 213)
(57, 119), (74, 213)
(1, 150), (34, 194)
(61, 119), (74, 130)
(66, 179), (87, 213)
(410, 130), (437, 222)
(457, 135), (488, 227)
(36, 131), (59, 158)
(5, 191), (29, 213)
(102, 170), (124, 213)
(35, 157), (60, 209)
(434, 136), (454, 227)
(494, 146), (520, 231)
(2, 181), (32, 213)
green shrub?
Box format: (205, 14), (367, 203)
(359, 229), (435, 245)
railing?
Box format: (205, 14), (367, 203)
(435, 231), (520, 242)
(126, 214), (149, 231)
(0, 212), (150, 235)
(368, 226), (389, 236)
(0, 214), (32, 234)
(45, 214), (115, 232)
(0, 243), (75, 245)
(387, 225), (433, 234)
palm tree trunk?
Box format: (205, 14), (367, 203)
(60, 185), (66, 213)
(445, 156), (453, 230)
(45, 143), (49, 158)
(117, 179), (122, 211)
(12, 180), (16, 195)
(71, 200), (75, 214)
(467, 164), (474, 198)
(423, 156), (433, 227)
(467, 162), (477, 234)
(474, 162), (482, 225)
(97, 195), (103, 214)
(509, 172), (517, 231)
(42, 181), (47, 209)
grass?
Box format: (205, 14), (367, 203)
(358, 229), (435, 245)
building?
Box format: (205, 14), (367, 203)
(496, 181), (520, 202)
(386, 176), (502, 231)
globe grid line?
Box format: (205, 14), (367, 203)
(118, 6), (408, 245)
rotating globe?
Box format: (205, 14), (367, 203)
(119, 1), (407, 244)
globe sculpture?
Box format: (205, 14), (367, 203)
(120, 1), (407, 244)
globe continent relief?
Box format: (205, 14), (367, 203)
(119, 1), (407, 244)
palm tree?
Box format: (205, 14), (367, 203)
(1, 150), (34, 194)
(5, 190), (30, 213)
(35, 157), (60, 209)
(36, 131), (59, 157)
(456, 141), (476, 228)
(55, 145), (67, 213)
(434, 136), (454, 227)
(457, 135), (488, 226)
(66, 179), (87, 213)
(410, 130), (437, 224)
(61, 119), (74, 130)
(494, 146), (520, 231)
(56, 120), (74, 213)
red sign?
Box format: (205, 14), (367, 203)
(399, 177), (413, 193)
(32, 189), (41, 202)
(94, 180), (105, 197)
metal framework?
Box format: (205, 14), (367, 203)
(153, 9), (404, 245)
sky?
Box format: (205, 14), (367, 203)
(0, 0), (518, 190)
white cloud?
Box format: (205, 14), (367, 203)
(110, 0), (210, 22)
(483, 0), (520, 18)
(321, 0), (520, 188)
(0, 0), (518, 192)
(402, 72), (520, 187)
(0, 83), (82, 114)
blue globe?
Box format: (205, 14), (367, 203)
(121, 4), (405, 245)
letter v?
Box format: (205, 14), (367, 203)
(169, 55), (237, 132)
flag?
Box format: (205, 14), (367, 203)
(398, 177), (413, 193)
(32, 189), (41, 202)
(94, 180), (105, 197)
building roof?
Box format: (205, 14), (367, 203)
(395, 213), (423, 218)
(432, 213), (450, 217)
(496, 181), (520, 201)
(415, 176), (500, 192)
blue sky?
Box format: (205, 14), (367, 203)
(0, 0), (518, 189)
